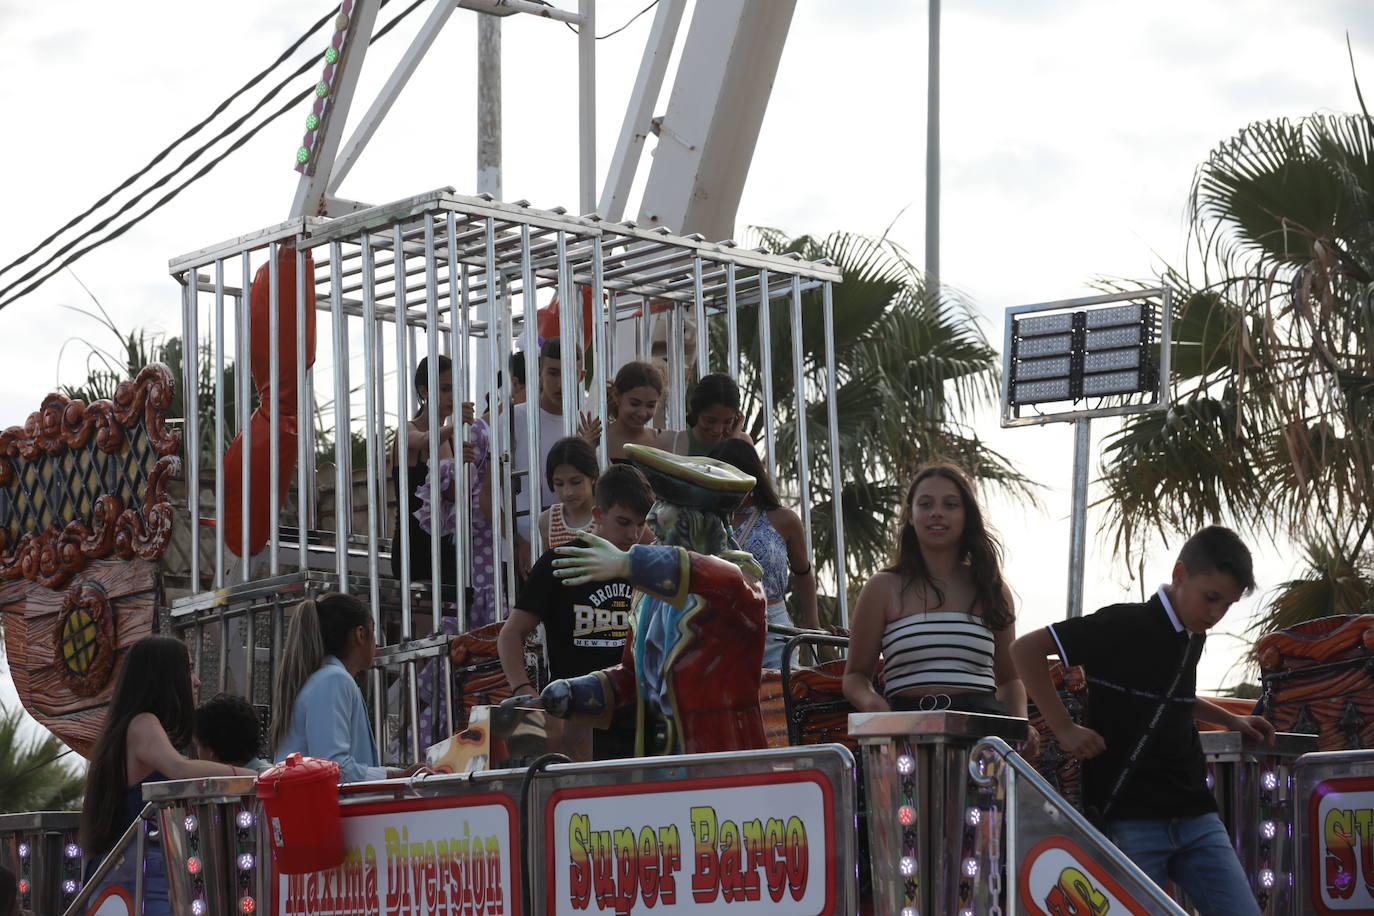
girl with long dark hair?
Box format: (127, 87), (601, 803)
(271, 593), (421, 782)
(670, 372), (753, 457)
(843, 464), (1031, 722)
(710, 438), (820, 667)
(604, 360), (674, 460)
(81, 637), (254, 914)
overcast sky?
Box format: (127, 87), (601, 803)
(3, 0), (1372, 738)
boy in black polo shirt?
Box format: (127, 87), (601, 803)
(1012, 526), (1275, 916)
(497, 464), (653, 761)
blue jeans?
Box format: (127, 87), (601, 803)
(1107, 813), (1258, 916)
(761, 601), (794, 669)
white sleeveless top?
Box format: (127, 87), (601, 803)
(880, 611), (997, 696)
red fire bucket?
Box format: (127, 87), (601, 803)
(255, 753), (343, 874)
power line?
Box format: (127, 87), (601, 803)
(0, 0), (428, 314)
(0, 3), (342, 283)
(564, 0), (660, 40)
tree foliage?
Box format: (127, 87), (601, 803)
(1099, 111), (1374, 633)
(0, 705), (84, 813)
(716, 228), (1034, 607)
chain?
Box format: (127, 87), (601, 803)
(987, 760), (1006, 916)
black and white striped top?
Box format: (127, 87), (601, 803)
(880, 611), (997, 696)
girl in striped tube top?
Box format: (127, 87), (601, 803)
(843, 464), (1035, 746)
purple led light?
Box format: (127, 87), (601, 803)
(899, 856), (916, 877)
(896, 754), (914, 775)
(65, 843), (81, 858)
(963, 857), (979, 878)
(236, 810), (255, 829)
(966, 807), (982, 827)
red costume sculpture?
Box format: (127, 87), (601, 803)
(542, 445), (768, 755)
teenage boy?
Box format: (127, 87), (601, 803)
(510, 337), (591, 573)
(194, 693), (271, 771)
(1012, 526), (1275, 916)
(498, 464), (653, 761)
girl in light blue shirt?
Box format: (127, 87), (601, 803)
(270, 593), (416, 782)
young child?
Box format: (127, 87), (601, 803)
(605, 360), (673, 460)
(1012, 526), (1275, 916)
(194, 693), (270, 772)
(497, 464), (654, 761)
(538, 437), (599, 549)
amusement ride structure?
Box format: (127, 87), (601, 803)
(0, 2), (1371, 915)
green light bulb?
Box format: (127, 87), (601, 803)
(325, 47), (339, 64)
(316, 81), (330, 98)
(305, 113), (319, 130)
(296, 147), (310, 164)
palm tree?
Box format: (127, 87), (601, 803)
(1098, 111), (1374, 634)
(0, 704), (84, 813)
(713, 228), (1034, 612)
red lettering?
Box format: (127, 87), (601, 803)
(691, 806), (720, 903)
(613, 827), (637, 916)
(719, 820), (743, 901)
(365, 847), (379, 916)
(487, 837), (504, 915)
(1327, 809), (1358, 900)
(785, 816), (808, 902)
(764, 818), (787, 902)
(592, 829), (617, 909)
(660, 825), (680, 905)
(637, 826), (659, 906)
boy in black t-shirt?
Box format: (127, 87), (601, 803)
(498, 464), (653, 761)
(1012, 526), (1275, 916)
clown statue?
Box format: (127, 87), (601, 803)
(541, 444), (769, 755)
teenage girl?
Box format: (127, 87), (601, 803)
(391, 354), (475, 586)
(82, 637), (254, 914)
(670, 372), (753, 457)
(842, 464), (1034, 738)
(604, 360), (674, 460)
(538, 437), (599, 549)
(271, 593), (422, 782)
(711, 438), (821, 667)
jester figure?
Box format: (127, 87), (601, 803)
(542, 444), (769, 755)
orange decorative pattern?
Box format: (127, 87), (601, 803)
(0, 364), (179, 589)
(1257, 614), (1374, 751)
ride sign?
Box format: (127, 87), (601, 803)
(276, 793), (519, 915)
(544, 770), (835, 915)
(1309, 774), (1374, 913)
(1017, 836), (1154, 916)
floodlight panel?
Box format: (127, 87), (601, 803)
(1013, 377), (1071, 404)
(1085, 325), (1142, 350)
(1085, 302), (1146, 329)
(1014, 355), (1071, 381)
(1081, 369), (1147, 397)
(1082, 347), (1142, 373)
(1016, 313), (1074, 337)
(1016, 333), (1073, 358)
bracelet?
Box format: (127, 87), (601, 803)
(790, 562), (813, 577)
(511, 681), (534, 693)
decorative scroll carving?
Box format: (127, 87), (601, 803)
(53, 581), (116, 697)
(0, 364), (181, 589)
(1257, 613), (1374, 751)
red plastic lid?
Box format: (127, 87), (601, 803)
(255, 753), (341, 799)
